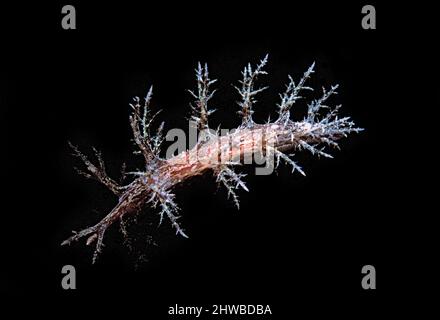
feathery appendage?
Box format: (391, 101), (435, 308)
(62, 55), (363, 263)
(188, 62), (217, 132)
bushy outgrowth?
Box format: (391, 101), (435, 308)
(62, 55), (363, 263)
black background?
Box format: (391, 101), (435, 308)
(0, 0), (435, 317)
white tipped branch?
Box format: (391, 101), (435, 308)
(299, 141), (334, 158)
(188, 62), (217, 131)
(216, 165), (249, 209)
(150, 184), (188, 238)
(269, 145), (306, 176)
(277, 62), (315, 120)
(307, 84), (339, 123)
(235, 54), (269, 126)
(129, 86), (164, 163)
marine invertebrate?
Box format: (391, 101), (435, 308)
(62, 55), (363, 263)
